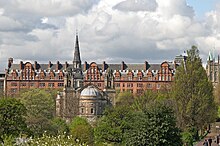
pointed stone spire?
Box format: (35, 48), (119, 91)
(207, 50), (214, 62)
(73, 31), (81, 69)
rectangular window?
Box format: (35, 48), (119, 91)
(11, 82), (17, 86)
(115, 83), (120, 87)
(157, 84), (161, 89)
(147, 83), (152, 89)
(97, 83), (101, 87)
(91, 108), (94, 114)
(81, 108), (84, 114)
(137, 83), (143, 87)
(127, 83), (133, 87)
(115, 76), (120, 81)
(158, 76), (161, 81)
(30, 83), (35, 87)
(39, 83), (45, 87)
(128, 89), (133, 93)
(138, 76), (142, 81)
(48, 83), (54, 87)
(21, 83), (26, 87)
(58, 83), (64, 87)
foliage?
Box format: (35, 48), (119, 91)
(94, 106), (133, 144)
(144, 102), (182, 146)
(172, 46), (217, 140)
(115, 91), (134, 106)
(49, 117), (69, 136)
(132, 90), (160, 111)
(0, 98), (28, 141)
(19, 88), (55, 136)
(123, 111), (148, 146)
(69, 117), (94, 145)
(181, 131), (194, 146)
(95, 100), (182, 146)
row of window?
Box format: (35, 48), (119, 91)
(81, 107), (95, 114)
(12, 75), (64, 80)
(115, 83), (160, 88)
(115, 75), (172, 81)
(11, 82), (64, 87)
(115, 83), (163, 89)
(119, 84), (162, 93)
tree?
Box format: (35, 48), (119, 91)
(124, 101), (182, 146)
(19, 88), (55, 136)
(69, 117), (94, 145)
(49, 117), (69, 135)
(172, 46), (217, 139)
(144, 102), (182, 146)
(115, 91), (134, 106)
(0, 98), (28, 141)
(94, 106), (133, 145)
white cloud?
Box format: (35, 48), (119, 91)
(0, 0), (219, 71)
(113, 0), (158, 12)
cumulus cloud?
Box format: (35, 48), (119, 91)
(0, 0), (219, 71)
(113, 0), (158, 12)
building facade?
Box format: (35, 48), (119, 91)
(206, 51), (220, 88)
(5, 34), (177, 96)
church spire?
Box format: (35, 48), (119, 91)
(73, 31), (81, 69)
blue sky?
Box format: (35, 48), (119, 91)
(187, 0), (217, 18)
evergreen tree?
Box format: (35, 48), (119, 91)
(172, 46), (217, 139)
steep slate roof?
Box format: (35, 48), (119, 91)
(10, 62), (174, 72)
(10, 63), (72, 71)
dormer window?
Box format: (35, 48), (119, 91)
(138, 76), (142, 81)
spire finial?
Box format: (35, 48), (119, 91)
(76, 29), (78, 36)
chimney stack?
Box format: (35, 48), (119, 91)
(65, 61), (68, 70)
(56, 61), (59, 71)
(34, 61), (37, 70)
(84, 61), (88, 71)
(20, 61), (23, 70)
(8, 58), (13, 69)
(144, 61), (149, 71)
(121, 61), (125, 70)
(48, 61), (51, 69)
(102, 61), (106, 71)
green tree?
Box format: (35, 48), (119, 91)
(49, 117), (69, 135)
(144, 102), (182, 146)
(0, 98), (28, 141)
(19, 88), (55, 136)
(124, 102), (182, 146)
(115, 91), (134, 106)
(69, 117), (94, 145)
(172, 46), (217, 140)
(94, 106), (133, 145)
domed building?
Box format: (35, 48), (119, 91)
(79, 85), (109, 122)
(56, 81), (115, 122)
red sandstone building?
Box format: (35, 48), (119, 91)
(5, 34), (176, 96)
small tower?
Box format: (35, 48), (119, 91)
(73, 32), (82, 69)
(72, 32), (83, 89)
